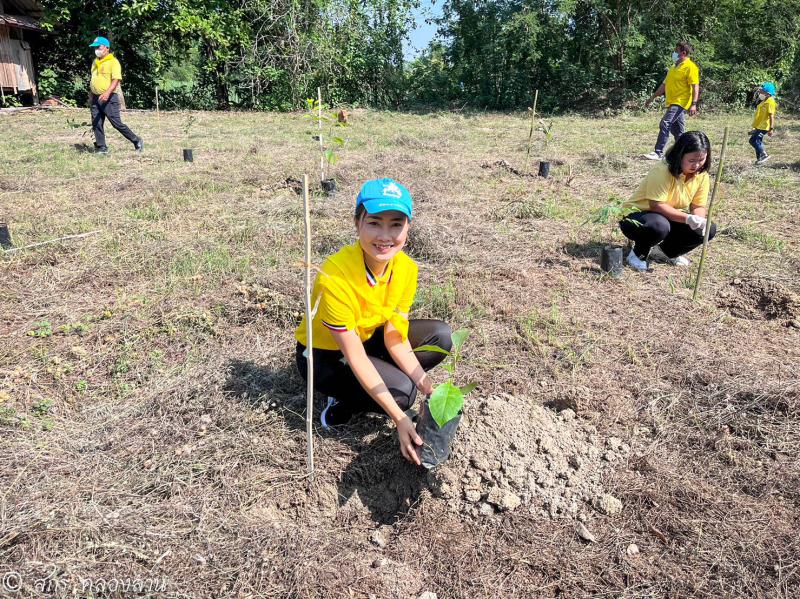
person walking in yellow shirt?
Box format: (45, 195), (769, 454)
(749, 82), (777, 165)
(643, 42), (700, 160)
(295, 178), (452, 465)
(621, 132), (716, 271)
(89, 36), (143, 155)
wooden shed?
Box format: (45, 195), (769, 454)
(0, 0), (44, 104)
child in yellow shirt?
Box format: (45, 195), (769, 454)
(749, 82), (777, 165)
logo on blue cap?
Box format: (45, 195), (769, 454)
(356, 178), (413, 220)
(90, 36), (110, 48)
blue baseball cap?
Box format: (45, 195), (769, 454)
(356, 178), (413, 220)
(760, 82), (776, 96)
(90, 36), (110, 48)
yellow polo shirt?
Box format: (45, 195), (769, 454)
(295, 242), (418, 350)
(90, 54), (122, 95)
(630, 162), (709, 211)
(752, 96), (777, 131)
(664, 58), (700, 110)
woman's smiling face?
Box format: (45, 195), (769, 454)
(356, 210), (409, 267)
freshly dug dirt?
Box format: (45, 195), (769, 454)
(718, 278), (799, 322)
(427, 394), (628, 521)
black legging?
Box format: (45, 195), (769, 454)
(620, 211), (717, 259)
(296, 319), (451, 418)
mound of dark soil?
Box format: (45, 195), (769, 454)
(718, 278), (799, 322)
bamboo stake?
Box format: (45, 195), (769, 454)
(3, 230), (101, 254)
(155, 86), (164, 162)
(302, 174), (315, 479)
(692, 126), (729, 301)
(524, 89), (539, 173)
(317, 87), (324, 183)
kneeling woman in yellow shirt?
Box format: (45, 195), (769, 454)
(621, 131), (717, 271)
(295, 179), (452, 464)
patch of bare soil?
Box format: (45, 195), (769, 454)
(718, 277), (799, 322)
(428, 394), (627, 522)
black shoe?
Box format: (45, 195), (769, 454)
(320, 396), (351, 429)
(134, 139), (144, 153)
(95, 147), (108, 155)
(0, 223), (13, 250)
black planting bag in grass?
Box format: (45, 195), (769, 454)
(412, 329), (475, 470)
(415, 396), (462, 470)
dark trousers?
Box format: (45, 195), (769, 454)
(749, 129), (768, 159)
(619, 211), (717, 259)
(91, 94), (139, 150)
(296, 319), (452, 418)
(655, 104), (686, 156)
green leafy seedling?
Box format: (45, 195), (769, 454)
(414, 329), (475, 427)
(304, 97), (349, 181)
(584, 195), (641, 241)
(538, 119), (554, 158)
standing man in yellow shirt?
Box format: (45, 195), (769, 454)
(89, 36), (143, 155)
(642, 42), (700, 160)
(749, 82), (777, 165)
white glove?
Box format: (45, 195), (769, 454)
(686, 214), (707, 234)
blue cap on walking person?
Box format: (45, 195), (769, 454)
(90, 36), (110, 48)
(760, 82), (776, 97)
(356, 178), (413, 220)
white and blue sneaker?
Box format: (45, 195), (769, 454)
(320, 396), (339, 430)
(320, 396), (352, 429)
(626, 250), (649, 271)
(650, 245), (690, 266)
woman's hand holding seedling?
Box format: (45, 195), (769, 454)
(396, 416), (422, 465)
(416, 372), (434, 396)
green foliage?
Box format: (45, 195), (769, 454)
(0, 94), (22, 108)
(27, 320), (53, 338)
(31, 398), (54, 417)
(33, 0), (800, 110)
(585, 196), (640, 240)
(407, 0), (800, 109)
(414, 329), (475, 427)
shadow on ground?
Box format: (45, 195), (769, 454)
(222, 358), (428, 525)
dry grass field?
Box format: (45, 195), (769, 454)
(1, 105), (799, 598)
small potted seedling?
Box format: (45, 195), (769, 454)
(304, 95), (348, 196)
(584, 196), (640, 276)
(182, 113), (196, 162)
(412, 329), (475, 469)
(0, 221), (13, 250)
(67, 117), (94, 150)
(538, 119), (554, 178)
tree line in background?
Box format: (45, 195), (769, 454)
(33, 0), (800, 111)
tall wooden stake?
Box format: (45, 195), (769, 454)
(524, 89), (539, 173)
(692, 126), (729, 301)
(155, 86), (163, 161)
(317, 87), (324, 182)
(302, 174), (315, 479)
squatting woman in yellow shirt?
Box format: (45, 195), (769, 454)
(295, 179), (452, 464)
(621, 131), (717, 271)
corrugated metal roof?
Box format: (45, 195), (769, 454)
(0, 13), (44, 31)
(3, 0), (44, 19)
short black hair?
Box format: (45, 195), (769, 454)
(676, 41), (694, 55)
(665, 131), (711, 177)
